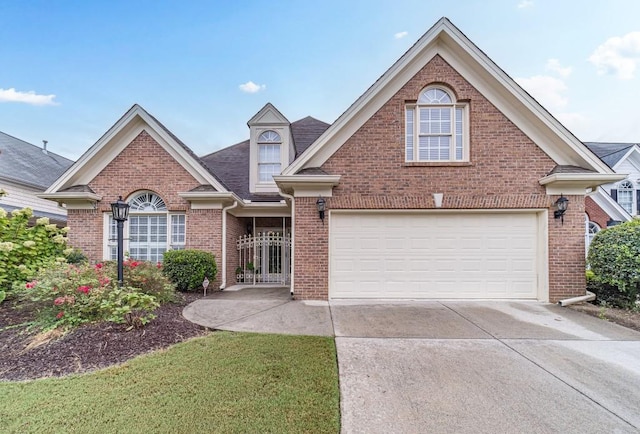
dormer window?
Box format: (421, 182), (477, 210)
(617, 180), (635, 214)
(405, 86), (468, 162)
(258, 130), (282, 183)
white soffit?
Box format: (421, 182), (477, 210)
(284, 18), (612, 175)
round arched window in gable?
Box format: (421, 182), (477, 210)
(418, 87), (453, 104)
(129, 192), (167, 212)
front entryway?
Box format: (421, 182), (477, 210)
(237, 232), (291, 285)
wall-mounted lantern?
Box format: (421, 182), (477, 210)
(316, 196), (326, 224)
(553, 194), (569, 224)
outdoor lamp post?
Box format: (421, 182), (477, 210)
(110, 196), (130, 287)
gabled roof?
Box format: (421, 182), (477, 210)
(45, 104), (228, 195)
(201, 116), (330, 200)
(284, 17), (613, 176)
(0, 131), (73, 190)
(584, 142), (638, 169)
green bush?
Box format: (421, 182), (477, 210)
(14, 260), (172, 330)
(587, 220), (640, 308)
(0, 208), (72, 293)
(162, 249), (217, 292)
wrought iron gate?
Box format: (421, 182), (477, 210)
(236, 232), (291, 284)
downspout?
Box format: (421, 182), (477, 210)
(279, 190), (295, 298)
(219, 200), (238, 290)
(558, 291), (596, 307)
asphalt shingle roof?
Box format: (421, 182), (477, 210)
(201, 116), (330, 200)
(584, 142), (638, 168)
(0, 131), (73, 189)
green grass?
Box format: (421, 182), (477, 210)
(0, 332), (340, 433)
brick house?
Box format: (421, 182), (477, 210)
(43, 18), (624, 302)
(583, 142), (639, 252)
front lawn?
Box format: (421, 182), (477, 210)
(0, 332), (340, 433)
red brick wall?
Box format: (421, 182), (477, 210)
(225, 214), (246, 286)
(67, 209), (102, 261)
(294, 197), (329, 300)
(68, 130), (224, 286)
(585, 196), (610, 229)
(293, 55), (586, 302)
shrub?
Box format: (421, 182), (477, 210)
(100, 260), (176, 303)
(587, 220), (640, 308)
(163, 249), (217, 291)
(14, 260), (172, 330)
(0, 208), (71, 293)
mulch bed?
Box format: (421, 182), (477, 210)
(568, 302), (640, 333)
(0, 292), (209, 382)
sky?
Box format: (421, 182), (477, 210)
(1, 0), (640, 161)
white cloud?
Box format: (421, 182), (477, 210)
(517, 0), (534, 9)
(394, 31), (408, 40)
(588, 31), (640, 79)
(545, 58), (572, 78)
(515, 75), (568, 110)
(239, 81), (266, 93)
(0, 88), (58, 105)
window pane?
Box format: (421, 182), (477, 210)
(405, 108), (414, 161)
(259, 144), (280, 163)
(171, 214), (186, 246)
(259, 163), (281, 182)
(455, 108), (463, 160)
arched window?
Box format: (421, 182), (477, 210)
(106, 191), (185, 263)
(585, 213), (600, 254)
(257, 130), (281, 182)
(405, 86), (467, 162)
(617, 180), (634, 214)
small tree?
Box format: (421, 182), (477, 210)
(0, 207), (72, 294)
(587, 219), (640, 307)
(162, 249), (217, 291)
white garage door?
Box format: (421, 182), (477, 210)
(330, 212), (542, 299)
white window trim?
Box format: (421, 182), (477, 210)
(617, 180), (634, 215)
(405, 87), (469, 163)
(103, 212), (186, 261)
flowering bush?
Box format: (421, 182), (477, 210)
(99, 260), (176, 303)
(15, 260), (175, 330)
(0, 207), (72, 293)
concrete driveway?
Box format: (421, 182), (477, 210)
(184, 289), (640, 433)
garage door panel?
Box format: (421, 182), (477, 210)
(329, 212), (541, 300)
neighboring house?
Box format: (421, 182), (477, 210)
(583, 142), (639, 252)
(0, 131), (73, 226)
(42, 18), (624, 303)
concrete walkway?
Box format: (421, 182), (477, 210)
(183, 287), (640, 433)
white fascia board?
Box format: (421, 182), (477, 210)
(273, 175), (341, 197)
(437, 31), (613, 174)
(37, 191), (102, 202)
(178, 191), (241, 202)
(283, 21), (447, 175)
(285, 18), (612, 175)
(612, 146), (640, 171)
(46, 105), (227, 194)
(539, 173), (627, 195)
(232, 201), (290, 218)
(589, 187), (632, 222)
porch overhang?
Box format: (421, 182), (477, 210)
(37, 191), (102, 210)
(178, 191), (242, 209)
(273, 175), (341, 197)
(539, 173), (626, 195)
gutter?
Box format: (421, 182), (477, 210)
(219, 200), (238, 290)
(558, 291), (596, 307)
(278, 190), (295, 299)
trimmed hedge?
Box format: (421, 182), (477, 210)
(587, 220), (640, 308)
(162, 249), (217, 292)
